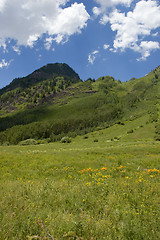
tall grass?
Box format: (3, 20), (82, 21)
(0, 140), (160, 239)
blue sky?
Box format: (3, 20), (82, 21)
(0, 0), (160, 89)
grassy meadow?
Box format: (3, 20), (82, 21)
(0, 130), (160, 240)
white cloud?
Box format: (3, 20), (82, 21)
(101, 0), (160, 59)
(137, 41), (160, 61)
(93, 0), (133, 18)
(152, 32), (158, 37)
(104, 44), (110, 49)
(44, 37), (56, 51)
(51, 3), (89, 36)
(53, 34), (64, 44)
(12, 45), (21, 55)
(44, 37), (54, 50)
(27, 34), (40, 48)
(140, 41), (160, 51)
(0, 58), (12, 68)
(93, 50), (99, 55)
(0, 0), (6, 12)
(100, 14), (109, 25)
(93, 0), (160, 60)
(92, 6), (101, 16)
(94, 0), (133, 10)
(0, 39), (6, 51)
(0, 0), (90, 50)
(88, 50), (99, 64)
(109, 48), (117, 53)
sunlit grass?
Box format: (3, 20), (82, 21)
(0, 140), (160, 239)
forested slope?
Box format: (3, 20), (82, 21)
(0, 64), (160, 145)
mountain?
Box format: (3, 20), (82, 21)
(0, 63), (80, 94)
(0, 64), (160, 145)
(0, 63), (81, 114)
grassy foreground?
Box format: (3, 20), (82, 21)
(0, 137), (160, 240)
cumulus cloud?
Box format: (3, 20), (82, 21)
(88, 50), (99, 64)
(137, 41), (160, 61)
(94, 0), (160, 60)
(110, 1), (160, 54)
(0, 0), (90, 50)
(0, 58), (12, 68)
(93, 0), (133, 18)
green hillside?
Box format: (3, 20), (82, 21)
(0, 64), (160, 239)
(0, 64), (160, 145)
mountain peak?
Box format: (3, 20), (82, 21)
(0, 63), (80, 94)
(34, 63), (80, 80)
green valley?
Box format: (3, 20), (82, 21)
(0, 63), (160, 240)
